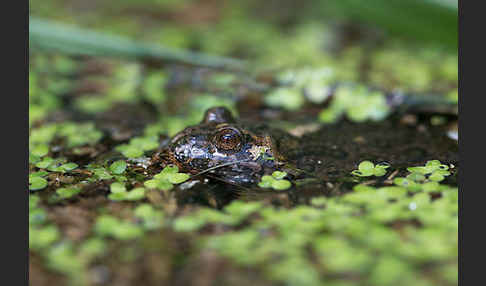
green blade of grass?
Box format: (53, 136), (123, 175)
(29, 17), (248, 71)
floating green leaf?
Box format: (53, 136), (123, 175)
(110, 182), (126, 194)
(115, 136), (159, 158)
(109, 160), (127, 174)
(59, 162), (78, 171)
(94, 215), (143, 240)
(134, 204), (164, 230)
(272, 179), (292, 190)
(56, 187), (81, 199)
(93, 168), (113, 180)
(29, 176), (48, 191)
(167, 173), (190, 184)
(272, 171), (287, 180)
(258, 175), (274, 188)
(319, 85), (390, 123)
(258, 171), (292, 190)
(352, 160), (389, 177)
(108, 187), (146, 201)
(29, 225), (60, 250)
(31, 144), (49, 157)
(265, 87), (304, 111)
(35, 157), (54, 169)
(144, 165), (190, 191)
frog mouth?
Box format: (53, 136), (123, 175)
(187, 158), (269, 188)
(192, 158), (255, 177)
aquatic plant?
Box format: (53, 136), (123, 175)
(28, 2), (458, 284)
(134, 204), (165, 230)
(29, 122), (103, 150)
(319, 84), (390, 123)
(115, 136), (160, 158)
(29, 174), (48, 191)
(94, 215), (144, 240)
(75, 160), (129, 185)
(351, 160), (390, 177)
(258, 171), (292, 190)
(393, 160), (453, 191)
(108, 182), (146, 201)
(174, 166), (457, 286)
(144, 165), (190, 191)
(109, 160), (127, 174)
(56, 187), (81, 199)
(265, 67), (336, 111)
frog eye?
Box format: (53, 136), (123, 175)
(213, 128), (243, 152)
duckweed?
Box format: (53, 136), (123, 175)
(173, 202), (263, 232)
(92, 167), (114, 180)
(271, 179), (292, 190)
(258, 171), (292, 190)
(108, 188), (146, 201)
(394, 160), (453, 190)
(351, 161), (390, 177)
(49, 162), (78, 173)
(29, 224), (60, 250)
(108, 182), (146, 201)
(29, 194), (61, 250)
(31, 144), (49, 157)
(144, 165), (190, 191)
(115, 136), (159, 158)
(59, 122), (104, 148)
(134, 204), (164, 230)
(34, 157), (54, 169)
(407, 160), (450, 175)
(142, 71), (168, 105)
(144, 117), (192, 138)
(29, 176), (48, 191)
(109, 160), (127, 175)
(42, 237), (109, 286)
(29, 122), (103, 150)
(319, 85), (390, 123)
(56, 187), (81, 199)
(172, 160), (457, 286)
(29, 208), (47, 226)
(94, 215), (143, 240)
(34, 157), (79, 173)
(368, 46), (457, 92)
(265, 67), (337, 111)
(271, 171), (287, 180)
(265, 87), (305, 111)
(46, 242), (85, 281)
(29, 63), (71, 125)
(78, 238), (107, 260)
(74, 62), (142, 114)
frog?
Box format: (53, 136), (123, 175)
(162, 107), (300, 186)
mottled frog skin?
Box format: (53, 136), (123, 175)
(164, 107), (299, 186)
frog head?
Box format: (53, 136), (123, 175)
(165, 107), (286, 185)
